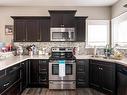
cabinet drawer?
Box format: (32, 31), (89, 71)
(77, 60), (89, 64)
(39, 60), (48, 64)
(39, 63), (48, 72)
(77, 78), (86, 82)
(76, 81), (88, 87)
(6, 64), (21, 74)
(0, 68), (20, 93)
(77, 75), (87, 80)
(77, 65), (85, 72)
(90, 60), (115, 68)
(39, 81), (48, 87)
(1, 80), (21, 95)
(39, 74), (48, 81)
(39, 67), (48, 72)
(39, 72), (47, 75)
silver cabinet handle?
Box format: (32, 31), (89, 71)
(3, 82), (10, 87)
(101, 68), (103, 70)
(99, 67), (103, 70)
(12, 67), (18, 70)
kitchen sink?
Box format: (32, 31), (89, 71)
(91, 55), (115, 60)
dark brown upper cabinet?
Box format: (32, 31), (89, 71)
(39, 18), (50, 42)
(11, 16), (50, 42)
(49, 10), (76, 27)
(12, 12), (88, 42)
(13, 19), (26, 42)
(75, 17), (88, 42)
(26, 19), (40, 42)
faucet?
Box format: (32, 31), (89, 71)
(104, 44), (110, 58)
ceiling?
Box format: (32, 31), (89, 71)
(0, 0), (119, 7)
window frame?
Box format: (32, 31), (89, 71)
(112, 12), (127, 48)
(86, 20), (110, 48)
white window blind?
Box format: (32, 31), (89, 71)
(86, 20), (109, 47)
(112, 12), (127, 47)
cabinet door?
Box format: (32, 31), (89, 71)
(26, 20), (40, 42)
(29, 60), (39, 86)
(39, 18), (50, 42)
(101, 65), (116, 94)
(50, 11), (76, 27)
(2, 81), (21, 95)
(76, 59), (89, 87)
(38, 60), (48, 87)
(14, 20), (26, 42)
(63, 13), (74, 27)
(21, 61), (29, 91)
(75, 17), (87, 42)
(50, 13), (63, 27)
(90, 62), (100, 89)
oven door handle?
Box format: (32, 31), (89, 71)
(49, 81), (75, 85)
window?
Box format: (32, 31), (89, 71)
(86, 20), (110, 47)
(112, 12), (127, 47)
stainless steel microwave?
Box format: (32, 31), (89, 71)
(50, 28), (75, 41)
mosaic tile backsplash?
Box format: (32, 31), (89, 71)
(14, 42), (127, 56)
(14, 42), (86, 55)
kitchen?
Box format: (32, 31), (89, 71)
(0, 0), (127, 95)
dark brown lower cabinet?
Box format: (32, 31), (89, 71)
(0, 58), (118, 95)
(90, 60), (116, 95)
(29, 59), (39, 87)
(0, 64), (22, 95)
(2, 80), (21, 95)
(21, 60), (29, 92)
(38, 60), (49, 87)
(76, 59), (89, 88)
(29, 59), (48, 88)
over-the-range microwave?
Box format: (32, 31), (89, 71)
(50, 28), (75, 41)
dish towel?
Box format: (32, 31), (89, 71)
(59, 60), (65, 78)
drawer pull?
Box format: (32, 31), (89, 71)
(40, 79), (47, 81)
(39, 60), (47, 63)
(40, 69), (47, 71)
(13, 67), (18, 70)
(99, 67), (103, 70)
(3, 82), (10, 87)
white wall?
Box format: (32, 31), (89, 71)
(0, 6), (111, 44)
(112, 0), (127, 18)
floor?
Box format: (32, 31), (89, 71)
(21, 88), (106, 95)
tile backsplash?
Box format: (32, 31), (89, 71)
(14, 42), (127, 56)
(14, 42), (86, 55)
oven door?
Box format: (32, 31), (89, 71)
(49, 61), (76, 80)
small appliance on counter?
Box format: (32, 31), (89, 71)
(26, 44), (38, 56)
(49, 47), (76, 90)
(16, 45), (23, 56)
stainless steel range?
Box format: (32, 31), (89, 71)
(49, 47), (76, 90)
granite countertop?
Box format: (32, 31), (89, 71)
(0, 55), (50, 70)
(75, 55), (127, 66)
(0, 55), (127, 71)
